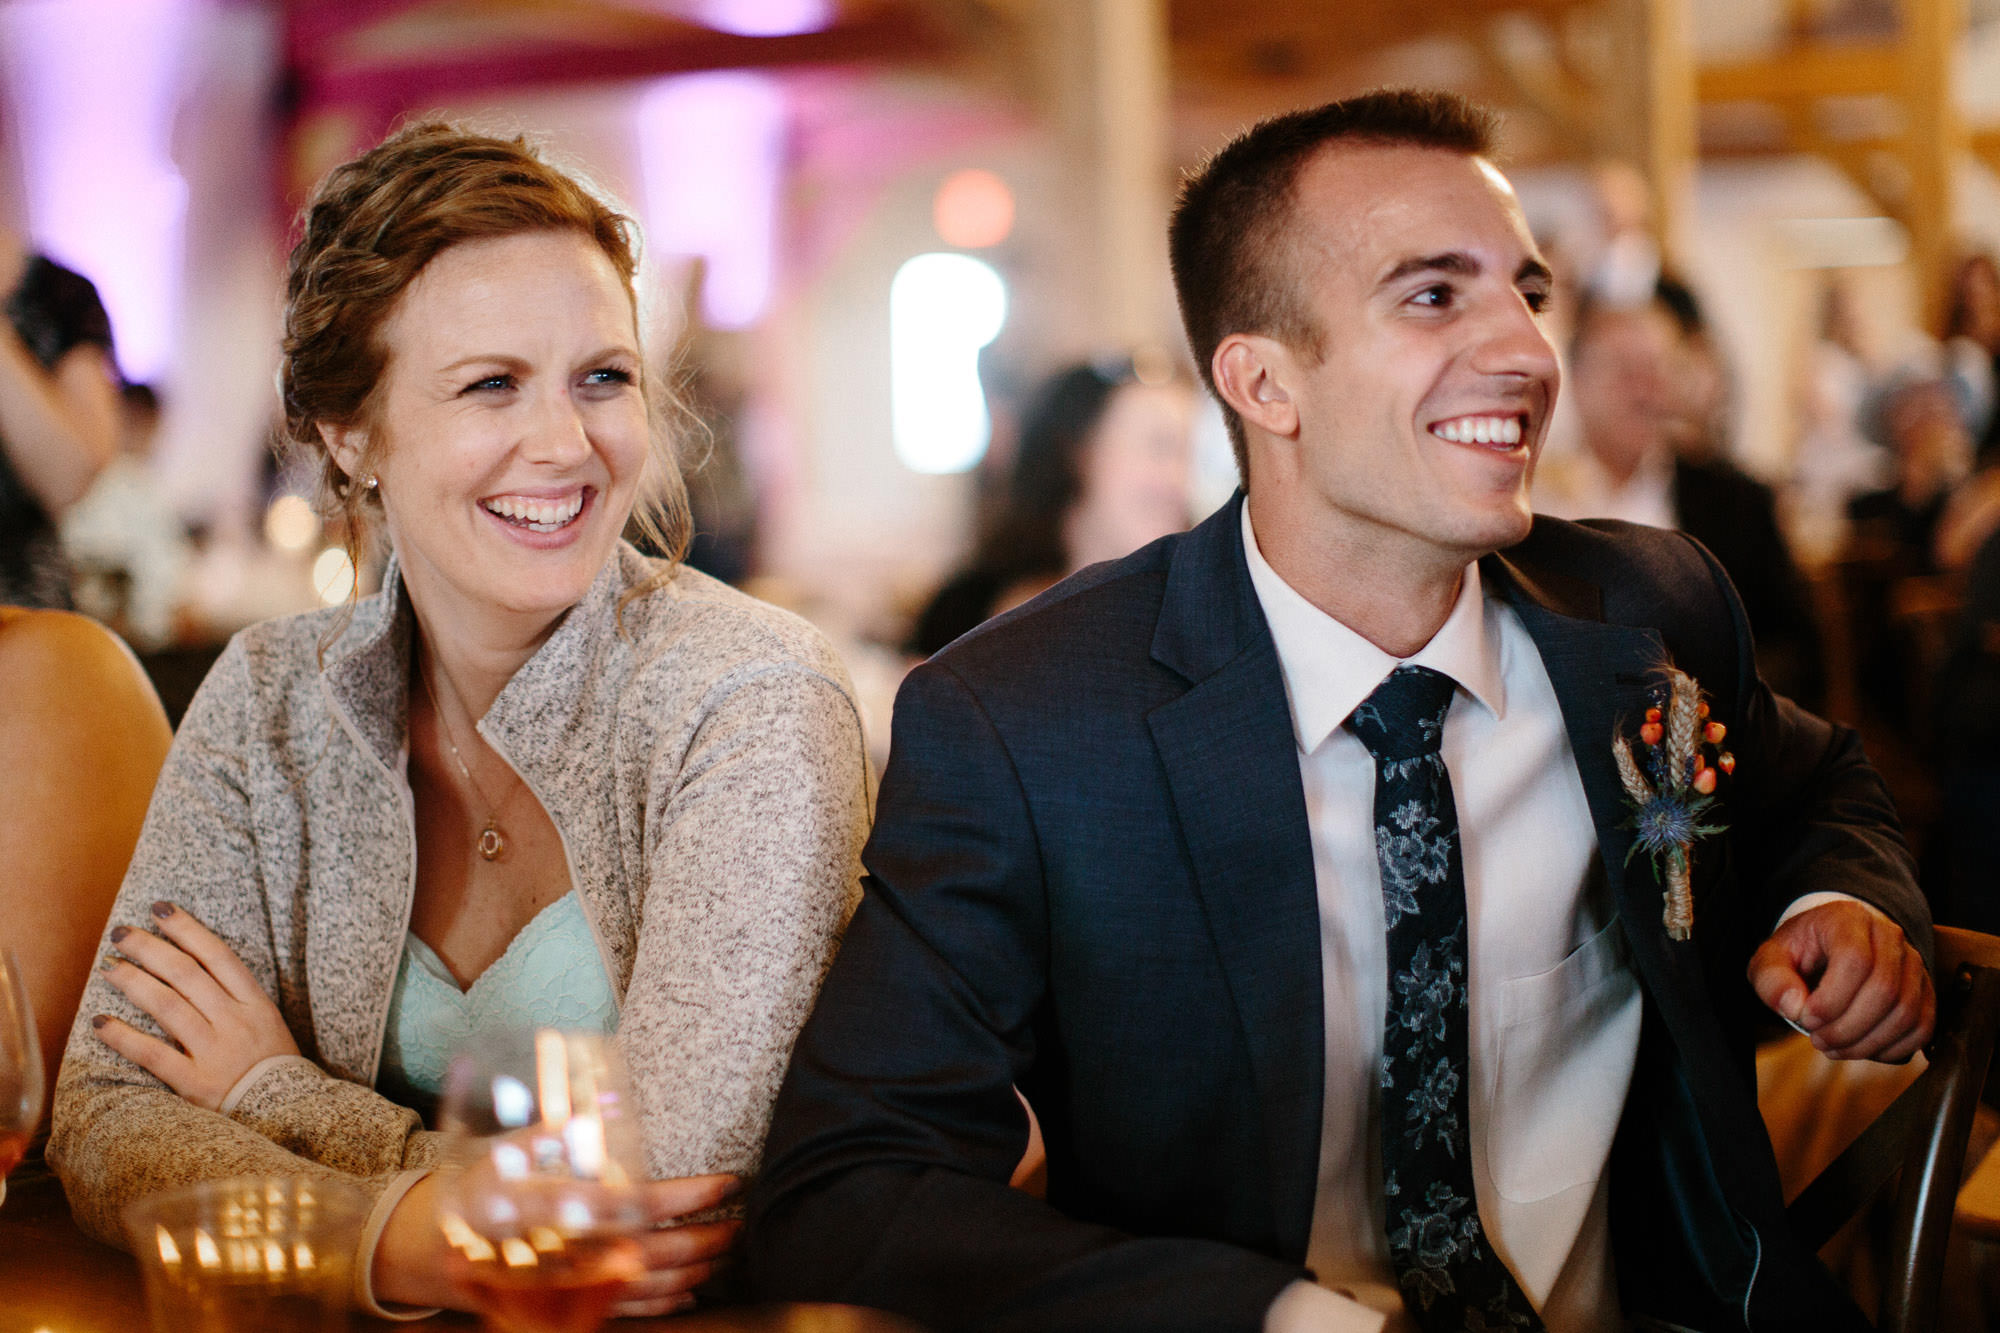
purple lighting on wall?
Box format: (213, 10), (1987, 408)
(0, 0), (194, 382)
(689, 0), (834, 37)
(638, 72), (787, 330)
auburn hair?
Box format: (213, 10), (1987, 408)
(279, 120), (691, 631)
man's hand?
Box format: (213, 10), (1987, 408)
(1748, 900), (1934, 1062)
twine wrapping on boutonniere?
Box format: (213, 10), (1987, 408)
(1612, 667), (1735, 941)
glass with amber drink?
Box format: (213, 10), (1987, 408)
(0, 947), (43, 1205)
(435, 1029), (648, 1333)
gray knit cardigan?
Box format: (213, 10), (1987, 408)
(49, 544), (869, 1279)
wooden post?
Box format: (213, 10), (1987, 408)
(1599, 0), (1698, 269)
(1037, 0), (1175, 357)
(1900, 0), (1962, 332)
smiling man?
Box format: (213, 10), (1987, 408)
(745, 91), (1933, 1333)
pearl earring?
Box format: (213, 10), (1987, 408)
(364, 474), (378, 489)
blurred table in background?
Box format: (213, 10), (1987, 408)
(0, 1162), (927, 1333)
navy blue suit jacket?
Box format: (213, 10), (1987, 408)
(746, 496), (1931, 1332)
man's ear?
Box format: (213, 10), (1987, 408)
(1213, 334), (1300, 440)
(318, 420), (366, 486)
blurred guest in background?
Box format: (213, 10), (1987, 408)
(61, 383), (195, 648)
(1943, 252), (2000, 460)
(51, 123), (869, 1320)
(908, 358), (1193, 657)
(1848, 376), (1966, 578)
(0, 229), (122, 609)
(1842, 377), (1969, 733)
(1925, 520), (2000, 931)
(1791, 277), (1894, 562)
(1539, 279), (1827, 708)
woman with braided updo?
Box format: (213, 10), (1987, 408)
(50, 123), (869, 1318)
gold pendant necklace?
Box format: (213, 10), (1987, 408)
(418, 657), (520, 862)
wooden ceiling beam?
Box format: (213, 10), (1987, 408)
(1696, 41), (1898, 103)
(1975, 128), (2000, 178)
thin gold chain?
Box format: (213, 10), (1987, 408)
(416, 655), (519, 825)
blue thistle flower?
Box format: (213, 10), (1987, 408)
(1625, 791), (1725, 869)
(1634, 796), (1698, 855)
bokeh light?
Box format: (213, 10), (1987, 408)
(688, 0), (832, 37)
(263, 494), (319, 553)
(932, 169), (1015, 250)
(311, 548), (354, 606)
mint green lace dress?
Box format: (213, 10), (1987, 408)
(376, 892), (618, 1113)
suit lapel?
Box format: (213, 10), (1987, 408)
(1147, 497), (1324, 1261)
(1484, 546), (1708, 1014)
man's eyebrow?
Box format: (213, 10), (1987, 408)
(1374, 252), (1556, 293)
(1377, 252), (1478, 288)
(1516, 257), (1555, 288)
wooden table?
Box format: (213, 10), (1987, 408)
(0, 1162), (926, 1333)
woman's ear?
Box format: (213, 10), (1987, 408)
(318, 421), (367, 488)
(1212, 334), (1300, 441)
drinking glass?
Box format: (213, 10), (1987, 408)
(434, 1029), (648, 1333)
(125, 1174), (369, 1333)
(0, 947), (44, 1207)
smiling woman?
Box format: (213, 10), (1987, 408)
(46, 124), (870, 1322)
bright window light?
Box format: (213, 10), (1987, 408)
(891, 253), (1006, 475)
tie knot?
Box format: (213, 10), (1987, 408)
(1348, 665), (1457, 762)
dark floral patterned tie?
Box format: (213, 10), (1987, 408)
(1348, 665), (1543, 1333)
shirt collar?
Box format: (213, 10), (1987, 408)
(1240, 503), (1506, 755)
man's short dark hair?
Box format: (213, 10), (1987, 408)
(1168, 88), (1499, 481)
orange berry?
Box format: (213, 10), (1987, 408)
(1639, 722), (1664, 745)
(1718, 752), (1736, 775)
(1692, 767), (1717, 794)
(1697, 701), (1710, 719)
(1704, 721), (1727, 744)
(1645, 707), (1662, 723)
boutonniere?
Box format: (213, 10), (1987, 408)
(1612, 667), (1734, 942)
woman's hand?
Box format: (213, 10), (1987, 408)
(377, 1172), (743, 1317)
(91, 900), (299, 1110)
(610, 1173), (743, 1317)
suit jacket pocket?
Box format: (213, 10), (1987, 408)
(1489, 916), (1644, 1203)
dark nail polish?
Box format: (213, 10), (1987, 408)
(150, 901), (174, 918)
(91, 1014), (109, 1029)
(109, 925), (129, 944)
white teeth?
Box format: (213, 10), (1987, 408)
(482, 493), (584, 531)
(1432, 416), (1522, 446)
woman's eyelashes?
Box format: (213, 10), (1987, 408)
(463, 371), (516, 395)
(458, 365), (635, 397)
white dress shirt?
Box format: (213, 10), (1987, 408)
(1244, 507), (1642, 1333)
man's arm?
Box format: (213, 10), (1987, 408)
(1675, 534), (1935, 1060)
(743, 660), (1311, 1332)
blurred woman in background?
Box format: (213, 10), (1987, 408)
(0, 230), (122, 610)
(51, 123), (869, 1319)
(909, 358), (1194, 657)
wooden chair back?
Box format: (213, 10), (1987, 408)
(1785, 925), (2000, 1332)
(0, 608), (171, 1132)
